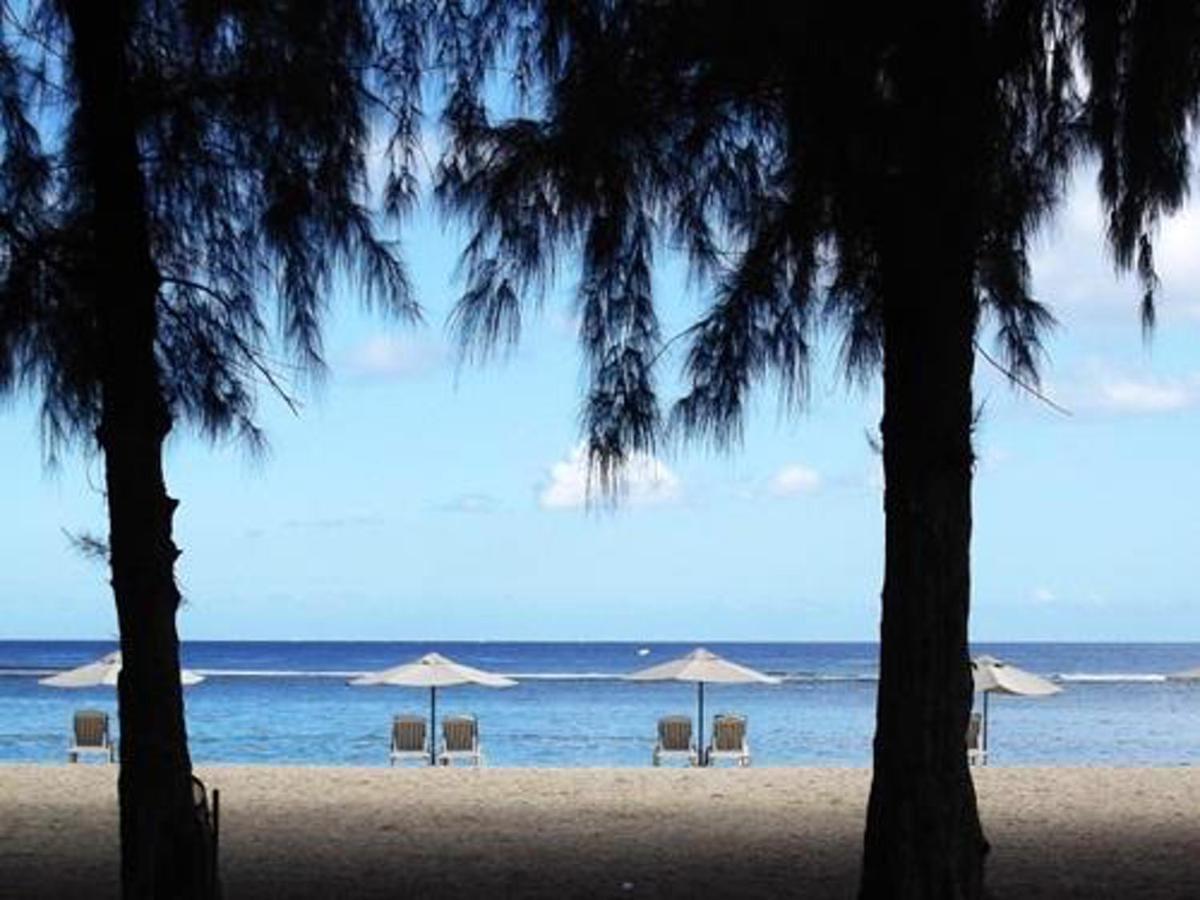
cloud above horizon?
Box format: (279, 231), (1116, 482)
(1055, 365), (1200, 416)
(1093, 377), (1198, 414)
(282, 514), (384, 531)
(438, 493), (502, 514)
(344, 334), (445, 379)
(538, 445), (682, 510)
(1028, 168), (1200, 326)
(768, 463), (822, 497)
(1031, 586), (1056, 604)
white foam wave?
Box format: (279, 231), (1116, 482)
(506, 672), (620, 681)
(0, 666), (1178, 685)
(191, 669), (623, 681)
(1055, 673), (1168, 683)
(192, 669), (367, 679)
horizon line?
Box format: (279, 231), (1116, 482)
(2, 636), (1198, 645)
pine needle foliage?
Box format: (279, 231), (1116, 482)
(430, 0), (1200, 485)
(0, 0), (426, 460)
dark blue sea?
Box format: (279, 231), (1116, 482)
(1, 641), (1197, 767)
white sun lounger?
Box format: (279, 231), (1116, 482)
(966, 711), (986, 766)
(706, 713), (751, 767)
(390, 714), (430, 766)
(439, 715), (484, 767)
(68, 709), (115, 763)
(652, 715), (698, 766)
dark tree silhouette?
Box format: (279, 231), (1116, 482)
(0, 2), (421, 895)
(426, 2), (1200, 897)
(2, 1), (1194, 895)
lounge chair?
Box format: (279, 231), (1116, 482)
(439, 715), (483, 767)
(68, 709), (115, 763)
(191, 776), (221, 899)
(707, 713), (751, 767)
(652, 715), (698, 766)
(390, 715), (430, 766)
(966, 711), (986, 766)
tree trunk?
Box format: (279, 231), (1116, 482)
(858, 4), (989, 897)
(859, 254), (987, 899)
(62, 3), (206, 897)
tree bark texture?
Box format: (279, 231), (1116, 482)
(62, 3), (206, 897)
(859, 3), (990, 897)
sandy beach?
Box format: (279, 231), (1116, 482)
(1, 766), (1198, 898)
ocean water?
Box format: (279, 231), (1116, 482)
(0, 641), (1197, 767)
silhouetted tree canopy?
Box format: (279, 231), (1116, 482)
(0, 3), (428, 895)
(1, 3), (1197, 897)
(0, 0), (426, 457)
(421, 2), (1200, 896)
(430, 0), (1200, 475)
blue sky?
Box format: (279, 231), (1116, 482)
(3, 165), (1198, 642)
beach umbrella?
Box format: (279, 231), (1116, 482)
(626, 647), (780, 766)
(39, 650), (205, 687)
(970, 654), (1060, 761)
(349, 652), (516, 764)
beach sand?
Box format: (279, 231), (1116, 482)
(1, 765), (1197, 898)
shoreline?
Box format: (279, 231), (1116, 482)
(42, 760), (1200, 770)
(2, 766), (1198, 898)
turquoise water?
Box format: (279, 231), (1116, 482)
(1, 641), (1197, 766)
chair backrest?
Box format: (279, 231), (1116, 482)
(657, 715), (692, 751)
(74, 710), (109, 748)
(190, 776), (221, 900)
(966, 712), (982, 750)
(712, 714), (746, 751)
(392, 715), (427, 752)
(443, 716), (478, 752)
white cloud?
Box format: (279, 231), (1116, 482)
(1055, 361), (1200, 416)
(1152, 202), (1200, 288)
(768, 464), (822, 497)
(1093, 377), (1198, 414)
(1031, 586), (1056, 604)
(283, 514), (384, 531)
(1028, 168), (1200, 327)
(538, 445), (681, 510)
(346, 334), (444, 379)
(438, 493), (501, 514)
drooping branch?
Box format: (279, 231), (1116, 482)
(973, 340), (1072, 417)
(158, 275), (301, 417)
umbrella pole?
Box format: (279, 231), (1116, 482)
(698, 681), (705, 767)
(430, 686), (438, 766)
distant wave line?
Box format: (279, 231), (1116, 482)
(1, 667), (1183, 685)
(188, 669), (882, 682)
(1, 666), (876, 682)
(193, 669), (366, 679)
